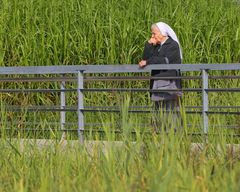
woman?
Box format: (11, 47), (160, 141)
(139, 22), (182, 130)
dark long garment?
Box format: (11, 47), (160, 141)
(142, 37), (182, 131)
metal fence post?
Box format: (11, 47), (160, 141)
(60, 76), (66, 130)
(77, 71), (84, 143)
(202, 69), (209, 135)
(60, 75), (66, 140)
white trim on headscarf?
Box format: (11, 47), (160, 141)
(155, 22), (183, 60)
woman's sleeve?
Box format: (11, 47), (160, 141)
(142, 42), (155, 60)
(146, 55), (165, 64)
(146, 42), (181, 64)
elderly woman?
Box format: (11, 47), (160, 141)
(139, 22), (182, 130)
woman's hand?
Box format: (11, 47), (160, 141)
(148, 37), (157, 45)
(139, 60), (147, 68)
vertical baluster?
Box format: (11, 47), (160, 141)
(202, 69), (209, 136)
(77, 71), (84, 143)
(60, 75), (66, 141)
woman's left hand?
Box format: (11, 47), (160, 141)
(139, 60), (147, 68)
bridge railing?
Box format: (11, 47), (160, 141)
(0, 64), (240, 142)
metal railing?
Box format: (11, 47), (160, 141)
(0, 64), (240, 142)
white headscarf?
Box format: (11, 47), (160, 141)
(155, 22), (183, 60)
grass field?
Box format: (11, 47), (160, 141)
(1, 133), (240, 191)
(0, 0), (240, 191)
(1, 0), (240, 66)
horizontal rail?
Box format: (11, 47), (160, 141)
(0, 88), (240, 93)
(0, 64), (240, 75)
(206, 88), (240, 92)
(2, 121), (239, 129)
(2, 121), (239, 128)
(0, 76), (76, 82)
(185, 106), (240, 109)
(0, 88), (199, 93)
(4, 105), (240, 110)
(2, 105), (239, 114)
(0, 89), (75, 93)
(0, 75), (239, 83)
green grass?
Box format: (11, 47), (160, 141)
(0, 0), (240, 66)
(0, 0), (240, 191)
(1, 121), (240, 191)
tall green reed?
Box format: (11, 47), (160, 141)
(1, 0), (239, 66)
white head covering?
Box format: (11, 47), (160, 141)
(155, 22), (183, 60)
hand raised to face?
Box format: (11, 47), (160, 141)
(148, 37), (157, 45)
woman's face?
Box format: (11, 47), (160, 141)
(151, 26), (165, 43)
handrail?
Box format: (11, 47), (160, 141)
(0, 63), (240, 142)
(0, 64), (240, 75)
